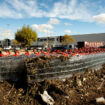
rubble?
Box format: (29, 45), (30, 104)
(0, 64), (104, 105)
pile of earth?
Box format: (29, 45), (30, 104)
(0, 64), (105, 105)
(24, 55), (69, 77)
(24, 55), (69, 70)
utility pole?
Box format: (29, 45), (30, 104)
(7, 24), (10, 38)
(47, 28), (48, 48)
(7, 24), (11, 47)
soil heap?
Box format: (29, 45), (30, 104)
(0, 63), (104, 105)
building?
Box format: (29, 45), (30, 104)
(32, 33), (105, 48)
(31, 36), (61, 48)
(0, 33), (105, 48)
(72, 33), (105, 44)
(0, 39), (11, 47)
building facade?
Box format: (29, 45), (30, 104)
(32, 33), (105, 48)
(0, 33), (105, 48)
(0, 39), (11, 47)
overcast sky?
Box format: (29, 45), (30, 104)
(0, 0), (105, 39)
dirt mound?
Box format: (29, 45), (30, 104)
(0, 64), (105, 105)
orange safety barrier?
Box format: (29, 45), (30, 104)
(13, 53), (19, 56)
(25, 52), (30, 56)
(64, 53), (68, 57)
(16, 50), (20, 54)
(0, 53), (4, 57)
(44, 52), (49, 56)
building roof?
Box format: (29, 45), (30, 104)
(71, 33), (105, 43)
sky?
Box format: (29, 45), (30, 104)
(0, 0), (105, 39)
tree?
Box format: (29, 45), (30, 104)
(13, 40), (19, 45)
(62, 34), (75, 45)
(15, 25), (37, 47)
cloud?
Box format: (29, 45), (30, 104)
(65, 30), (71, 34)
(0, 29), (13, 39)
(48, 18), (60, 24)
(47, 0), (93, 22)
(0, 1), (22, 18)
(64, 23), (72, 26)
(0, 0), (104, 23)
(93, 14), (105, 23)
(0, 0), (46, 18)
(32, 24), (54, 34)
(40, 3), (49, 9)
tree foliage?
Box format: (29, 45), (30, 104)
(13, 40), (19, 45)
(15, 25), (37, 47)
(62, 34), (75, 45)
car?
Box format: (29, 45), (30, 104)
(15, 47), (20, 50)
(37, 47), (42, 50)
(4, 46), (12, 50)
(99, 45), (105, 48)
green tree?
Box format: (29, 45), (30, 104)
(15, 25), (37, 47)
(62, 34), (75, 45)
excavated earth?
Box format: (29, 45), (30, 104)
(0, 58), (105, 105)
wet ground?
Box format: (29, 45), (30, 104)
(0, 64), (105, 105)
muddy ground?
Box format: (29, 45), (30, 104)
(0, 65), (105, 105)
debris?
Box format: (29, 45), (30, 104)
(39, 90), (55, 105)
(83, 77), (86, 82)
(0, 63), (105, 105)
(97, 80), (105, 90)
(96, 97), (105, 103)
(77, 79), (82, 86)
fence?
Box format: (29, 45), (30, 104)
(0, 54), (39, 82)
(0, 56), (25, 82)
(0, 53), (105, 82)
(27, 53), (105, 83)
